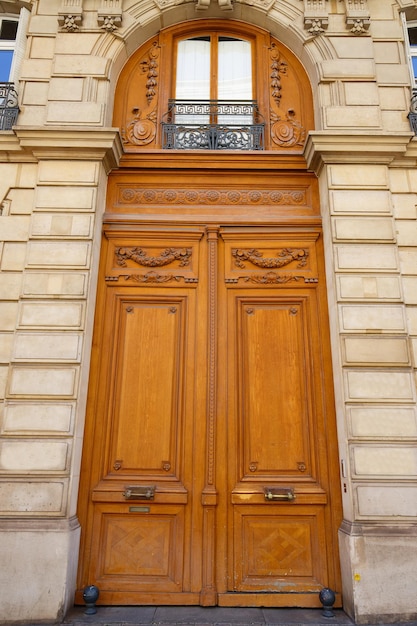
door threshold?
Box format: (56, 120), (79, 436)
(62, 605), (354, 626)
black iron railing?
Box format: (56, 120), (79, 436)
(162, 100), (265, 150)
(0, 83), (19, 130)
(409, 90), (417, 134)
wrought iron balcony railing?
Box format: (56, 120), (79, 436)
(161, 100), (265, 150)
(409, 89), (417, 135)
(0, 83), (19, 130)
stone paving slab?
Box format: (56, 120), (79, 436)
(57, 606), (355, 626)
(26, 606), (417, 626)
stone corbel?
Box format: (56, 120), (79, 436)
(196, 0), (232, 10)
(97, 0), (123, 32)
(342, 0), (370, 34)
(58, 0), (83, 32)
(301, 0), (329, 36)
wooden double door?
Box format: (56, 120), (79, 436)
(76, 219), (342, 607)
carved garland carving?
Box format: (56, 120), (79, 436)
(232, 248), (309, 270)
(115, 246), (192, 267)
(119, 188), (307, 206)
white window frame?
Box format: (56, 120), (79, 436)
(402, 12), (417, 90)
(0, 8), (29, 84)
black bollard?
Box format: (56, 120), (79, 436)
(83, 584), (100, 615)
(319, 587), (336, 618)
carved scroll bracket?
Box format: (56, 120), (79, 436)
(341, 0), (370, 34)
(301, 0), (329, 35)
(97, 0), (123, 32)
(58, 0), (83, 31)
(195, 0), (233, 10)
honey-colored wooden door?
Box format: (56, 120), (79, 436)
(76, 223), (341, 607)
(216, 228), (341, 606)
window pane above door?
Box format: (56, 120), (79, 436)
(218, 37), (252, 100)
(176, 37), (210, 100)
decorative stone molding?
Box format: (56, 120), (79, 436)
(97, 0), (122, 31)
(58, 0), (83, 31)
(301, 0), (329, 35)
(342, 0), (370, 34)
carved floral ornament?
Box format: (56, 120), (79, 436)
(58, 0), (370, 34)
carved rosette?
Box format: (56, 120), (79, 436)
(123, 107), (157, 146)
(271, 109), (306, 149)
(119, 187), (307, 206)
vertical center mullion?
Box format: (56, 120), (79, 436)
(211, 35), (218, 124)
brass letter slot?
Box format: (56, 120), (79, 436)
(264, 487), (296, 502)
(123, 485), (155, 500)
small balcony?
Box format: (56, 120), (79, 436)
(408, 89), (417, 134)
(161, 100), (265, 150)
(0, 83), (19, 130)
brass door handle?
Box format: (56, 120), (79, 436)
(123, 485), (155, 500)
(264, 487), (295, 502)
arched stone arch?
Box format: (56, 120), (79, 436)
(97, 1), (339, 129)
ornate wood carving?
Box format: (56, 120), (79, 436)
(121, 41), (160, 147)
(118, 187), (307, 206)
(115, 246), (192, 268)
(232, 247), (309, 270)
(269, 42), (306, 148)
(270, 43), (287, 107)
(122, 272), (181, 284)
(242, 272), (303, 284)
(200, 226), (219, 606)
(106, 272), (199, 284)
(271, 109), (306, 149)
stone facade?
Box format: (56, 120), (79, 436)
(0, 0), (417, 623)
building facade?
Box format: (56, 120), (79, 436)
(1, 0), (417, 623)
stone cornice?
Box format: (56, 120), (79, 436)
(340, 519), (417, 537)
(304, 131), (415, 173)
(0, 127), (123, 172)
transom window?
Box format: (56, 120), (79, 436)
(162, 32), (262, 149)
(175, 35), (253, 101)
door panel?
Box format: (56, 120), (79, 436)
(111, 297), (187, 479)
(233, 506), (326, 592)
(76, 223), (341, 607)
(237, 298), (311, 478)
(91, 504), (185, 592)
